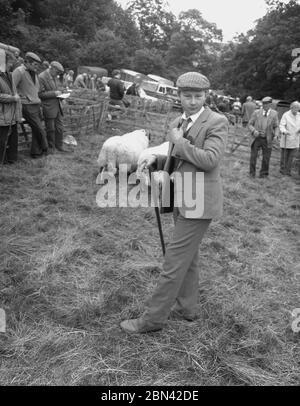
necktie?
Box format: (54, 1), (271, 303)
(179, 117), (192, 137)
(264, 110), (268, 117)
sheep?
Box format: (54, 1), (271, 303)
(97, 129), (150, 182)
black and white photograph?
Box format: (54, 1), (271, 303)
(0, 0), (299, 390)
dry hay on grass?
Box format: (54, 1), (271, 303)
(0, 125), (299, 386)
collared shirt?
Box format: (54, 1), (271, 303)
(257, 108), (270, 136)
(181, 107), (205, 132)
(279, 110), (300, 149)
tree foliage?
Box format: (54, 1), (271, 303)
(2, 0), (299, 99)
(216, 0), (300, 99)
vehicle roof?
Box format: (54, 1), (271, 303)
(147, 74), (174, 86)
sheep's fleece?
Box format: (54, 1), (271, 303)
(97, 129), (150, 175)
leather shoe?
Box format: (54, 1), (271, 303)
(120, 318), (163, 334)
(169, 308), (198, 322)
(56, 147), (69, 153)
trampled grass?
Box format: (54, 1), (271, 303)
(0, 126), (299, 386)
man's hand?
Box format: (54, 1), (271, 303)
(166, 127), (185, 144)
(253, 130), (259, 137)
(55, 90), (62, 96)
(139, 154), (156, 171)
(13, 95), (20, 102)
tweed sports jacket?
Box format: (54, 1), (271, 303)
(38, 69), (63, 119)
(0, 72), (22, 126)
(248, 108), (279, 147)
(158, 107), (228, 219)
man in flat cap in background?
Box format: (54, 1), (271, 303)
(13, 51), (48, 158)
(248, 96), (279, 178)
(38, 61), (67, 153)
(120, 71), (229, 334)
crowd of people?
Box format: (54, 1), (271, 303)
(206, 91), (300, 178)
(1, 46), (299, 179)
(0, 49), (72, 164)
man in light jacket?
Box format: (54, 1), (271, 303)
(279, 101), (300, 176)
(13, 51), (48, 158)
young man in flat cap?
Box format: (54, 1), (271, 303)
(248, 96), (279, 178)
(13, 51), (48, 158)
(120, 71), (229, 334)
(38, 61), (67, 153)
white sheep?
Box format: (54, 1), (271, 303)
(97, 129), (150, 182)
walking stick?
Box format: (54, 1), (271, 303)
(154, 205), (166, 256)
(149, 166), (166, 256)
(283, 132), (287, 173)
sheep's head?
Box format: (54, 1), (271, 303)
(145, 130), (151, 141)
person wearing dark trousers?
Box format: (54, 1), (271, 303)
(279, 101), (300, 176)
(120, 72), (228, 334)
(0, 50), (22, 164)
(12, 51), (48, 158)
(107, 69), (126, 107)
(38, 61), (67, 153)
(248, 96), (279, 178)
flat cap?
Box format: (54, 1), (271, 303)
(262, 96), (272, 103)
(50, 61), (64, 72)
(25, 52), (41, 63)
(176, 71), (210, 90)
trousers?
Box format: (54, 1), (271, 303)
(44, 112), (63, 150)
(250, 136), (272, 177)
(142, 211), (211, 325)
(280, 148), (298, 175)
(0, 125), (18, 164)
(22, 104), (48, 156)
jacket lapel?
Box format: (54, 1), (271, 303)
(188, 107), (211, 144)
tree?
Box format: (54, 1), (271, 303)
(127, 0), (178, 50)
(217, 0), (300, 99)
(132, 49), (166, 75)
(79, 29), (132, 74)
(178, 9), (223, 43)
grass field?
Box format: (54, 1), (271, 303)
(0, 122), (299, 386)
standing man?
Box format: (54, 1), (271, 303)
(120, 72), (228, 334)
(248, 96), (279, 178)
(13, 51), (48, 158)
(0, 50), (22, 164)
(232, 97), (242, 125)
(279, 101), (300, 176)
(74, 72), (87, 88)
(107, 69), (126, 107)
(38, 61), (67, 153)
(241, 96), (256, 128)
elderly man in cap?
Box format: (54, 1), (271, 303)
(38, 61), (67, 153)
(13, 51), (48, 158)
(120, 71), (229, 334)
(248, 96), (279, 178)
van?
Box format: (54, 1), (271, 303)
(119, 69), (150, 90)
(142, 81), (181, 109)
(77, 66), (108, 77)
